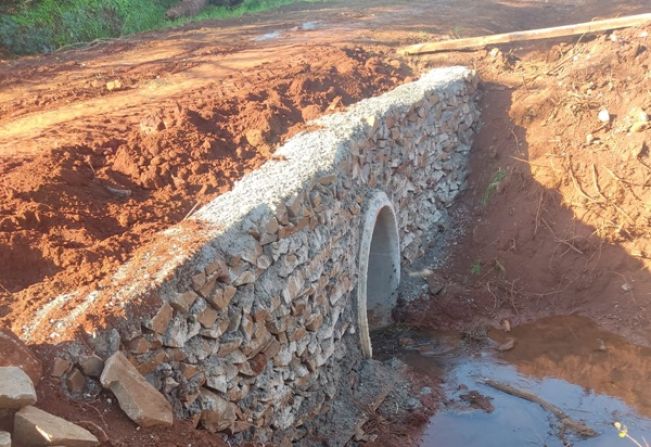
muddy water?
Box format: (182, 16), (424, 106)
(377, 316), (651, 446)
(254, 30), (282, 41)
(254, 22), (319, 41)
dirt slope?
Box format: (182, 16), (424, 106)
(0, 46), (410, 335)
(404, 25), (651, 348)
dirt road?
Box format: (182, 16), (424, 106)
(1, 0), (645, 153)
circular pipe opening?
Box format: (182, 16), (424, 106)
(357, 191), (401, 358)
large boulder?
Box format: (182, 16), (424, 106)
(100, 352), (173, 427)
(0, 367), (37, 409)
(0, 330), (42, 385)
(13, 406), (98, 447)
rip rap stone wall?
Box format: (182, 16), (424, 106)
(29, 66), (479, 445)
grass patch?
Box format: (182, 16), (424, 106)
(481, 167), (507, 206)
(0, 0), (320, 55)
(470, 260), (482, 276)
(177, 0), (316, 23)
(0, 0), (176, 54)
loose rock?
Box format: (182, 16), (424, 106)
(598, 109), (611, 123)
(51, 358), (72, 378)
(78, 355), (104, 378)
(13, 406), (99, 447)
(405, 397), (422, 411)
(169, 290), (198, 313)
(496, 337), (516, 352)
(105, 79), (123, 91)
(0, 330), (42, 385)
(100, 352), (173, 427)
(66, 368), (87, 394)
(0, 367), (37, 409)
(460, 390), (495, 413)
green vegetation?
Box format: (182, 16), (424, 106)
(183, 0), (316, 23)
(0, 0), (175, 54)
(481, 167), (507, 206)
(470, 260), (482, 276)
(0, 0), (316, 55)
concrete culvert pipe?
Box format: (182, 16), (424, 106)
(357, 191), (401, 358)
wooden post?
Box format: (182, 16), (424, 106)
(399, 13), (651, 56)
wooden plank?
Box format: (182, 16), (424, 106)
(399, 13), (651, 56)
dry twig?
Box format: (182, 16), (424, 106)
(534, 191), (544, 236)
(590, 164), (608, 202)
(79, 402), (108, 430)
(567, 159), (597, 203)
(75, 420), (110, 444)
(541, 217), (584, 255)
(183, 201), (201, 220)
(484, 380), (598, 439)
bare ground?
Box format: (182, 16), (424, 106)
(1, 1), (650, 445)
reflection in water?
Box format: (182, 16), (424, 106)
(301, 21), (320, 30)
(378, 315), (651, 447)
(493, 315), (651, 420)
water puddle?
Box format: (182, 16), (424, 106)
(254, 31), (282, 41)
(300, 21), (320, 30)
(254, 22), (320, 42)
(374, 315), (651, 447)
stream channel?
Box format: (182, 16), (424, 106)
(374, 315), (651, 447)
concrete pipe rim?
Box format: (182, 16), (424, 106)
(357, 190), (401, 359)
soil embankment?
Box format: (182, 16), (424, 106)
(0, 45), (410, 337)
(1, 0), (647, 336)
(1, 1), (650, 445)
(403, 24), (651, 347)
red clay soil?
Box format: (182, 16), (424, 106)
(0, 327), (227, 447)
(0, 0), (648, 339)
(403, 25), (651, 347)
(0, 45), (411, 335)
(3, 373), (228, 447)
(384, 24), (651, 447)
(0, 42), (409, 446)
(1, 2), (651, 445)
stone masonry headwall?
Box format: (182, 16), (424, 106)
(27, 67), (479, 445)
